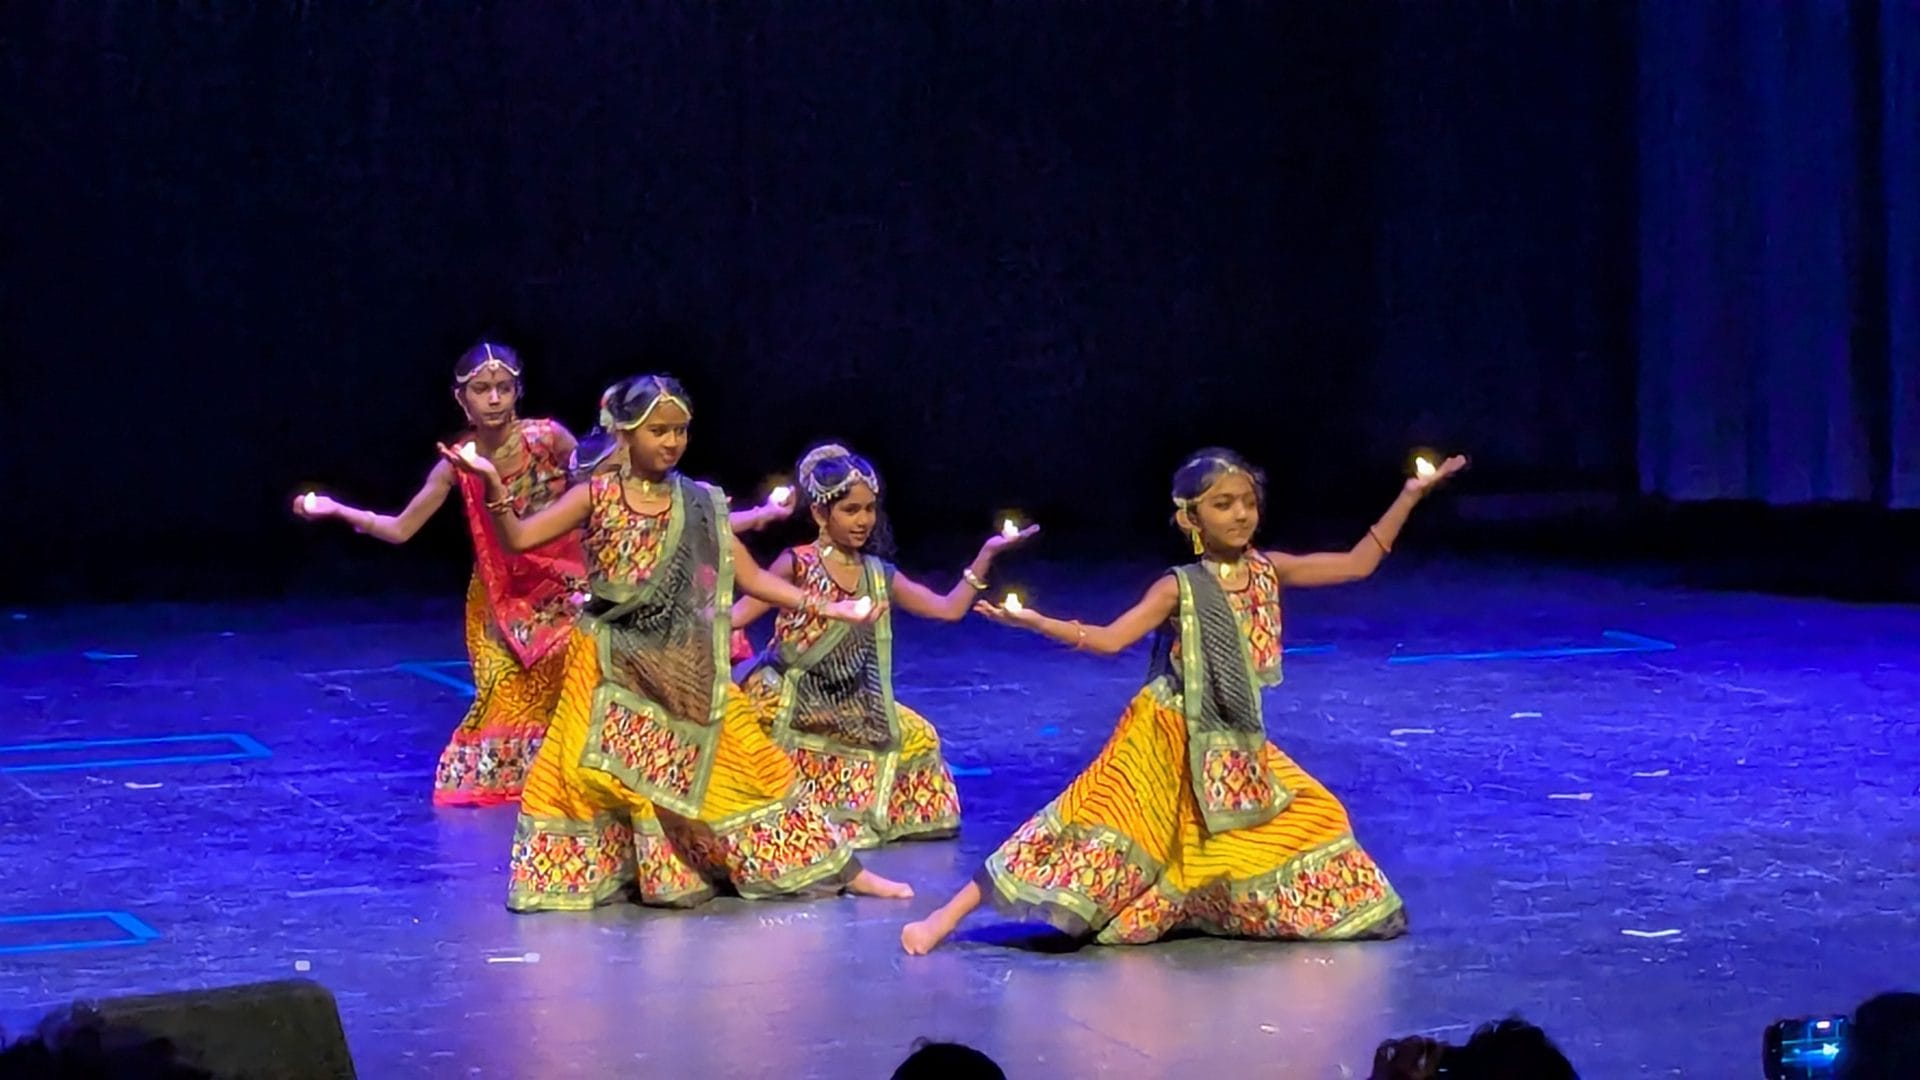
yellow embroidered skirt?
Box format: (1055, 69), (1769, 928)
(742, 674), (962, 849)
(981, 683), (1404, 944)
(433, 575), (568, 807)
(507, 627), (859, 912)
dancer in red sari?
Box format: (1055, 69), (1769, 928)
(294, 343), (588, 806)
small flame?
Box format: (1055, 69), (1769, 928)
(1001, 518), (1020, 541)
(851, 596), (874, 618)
(771, 485), (793, 506)
(302, 492), (319, 514)
(1003, 593), (1024, 614)
(1414, 456), (1436, 479)
(459, 442), (482, 465)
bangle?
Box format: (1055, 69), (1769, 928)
(962, 568), (988, 591)
(1069, 620), (1087, 650)
(1367, 527), (1391, 554)
(486, 495), (514, 515)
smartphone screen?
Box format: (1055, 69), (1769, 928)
(1766, 1017), (1849, 1079)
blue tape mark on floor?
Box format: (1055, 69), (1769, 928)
(1037, 725), (1060, 737)
(1283, 644), (1336, 656)
(82, 651), (139, 661)
(948, 765), (994, 777)
(1386, 630), (1678, 666)
(0, 733), (272, 774)
(0, 911), (160, 956)
(394, 661), (478, 696)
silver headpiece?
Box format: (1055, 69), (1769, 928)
(455, 343), (522, 384)
(797, 444), (881, 504)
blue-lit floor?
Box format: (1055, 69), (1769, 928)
(2, 559), (1915, 1077)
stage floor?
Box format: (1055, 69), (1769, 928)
(3, 560), (1915, 1077)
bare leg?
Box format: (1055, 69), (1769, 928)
(900, 880), (982, 955)
(846, 867), (914, 900)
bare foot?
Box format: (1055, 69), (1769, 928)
(900, 913), (961, 955)
(899, 881), (980, 955)
(846, 868), (914, 900)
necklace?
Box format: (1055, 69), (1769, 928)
(815, 540), (861, 566)
(619, 467), (671, 500)
(1202, 554), (1246, 580)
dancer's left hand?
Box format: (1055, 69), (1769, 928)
(436, 442), (502, 484)
(983, 522), (1041, 555)
(1404, 454), (1469, 499)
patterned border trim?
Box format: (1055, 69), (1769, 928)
(506, 812), (636, 913)
(979, 804), (1164, 934)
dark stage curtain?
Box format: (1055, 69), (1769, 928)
(1638, 1), (1920, 508)
(0, 3), (1636, 600)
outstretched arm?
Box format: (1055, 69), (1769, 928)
(975, 574), (1178, 657)
(732, 537), (814, 610)
(292, 460), (454, 545)
(730, 549), (793, 628)
(1265, 492), (1415, 588)
(888, 524), (1039, 623)
(488, 482), (593, 552)
(729, 486), (798, 534)
(1266, 454), (1467, 589)
(731, 539), (878, 625)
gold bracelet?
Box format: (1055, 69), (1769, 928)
(962, 568), (988, 591)
(486, 495), (514, 515)
(1070, 620), (1087, 650)
(1368, 526), (1391, 554)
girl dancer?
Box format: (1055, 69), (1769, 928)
(438, 375), (913, 911)
(293, 343), (586, 807)
(901, 448), (1466, 954)
(732, 444), (1037, 848)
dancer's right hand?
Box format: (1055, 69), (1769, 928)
(291, 492), (340, 521)
(436, 442), (501, 483)
(820, 598), (886, 625)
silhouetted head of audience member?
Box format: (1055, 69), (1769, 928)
(1838, 991), (1920, 1080)
(892, 1037), (1006, 1079)
(1446, 1018), (1578, 1078)
(0, 1005), (212, 1079)
(1372, 1017), (1577, 1079)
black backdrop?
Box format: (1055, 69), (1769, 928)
(2, 2), (1638, 603)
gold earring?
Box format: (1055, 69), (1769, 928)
(1189, 529), (1204, 556)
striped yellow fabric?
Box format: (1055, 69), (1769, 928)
(1055, 692), (1357, 890)
(520, 627), (801, 826)
(984, 685), (1403, 944)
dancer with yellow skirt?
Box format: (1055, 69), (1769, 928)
(439, 375), (913, 911)
(901, 447), (1466, 953)
(732, 444), (1038, 848)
